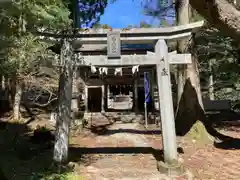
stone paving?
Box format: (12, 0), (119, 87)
(70, 113), (240, 180)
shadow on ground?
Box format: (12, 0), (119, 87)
(69, 146), (163, 162)
(212, 119), (240, 132)
(0, 119), (166, 180)
(69, 146), (184, 164)
(214, 138), (240, 150)
(89, 125), (161, 136)
(88, 118), (240, 150)
(1, 113), (239, 179)
(0, 120), (73, 180)
(87, 118), (161, 136)
(208, 116), (240, 150)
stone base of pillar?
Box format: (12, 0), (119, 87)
(156, 160), (186, 176)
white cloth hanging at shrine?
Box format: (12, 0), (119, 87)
(114, 67), (122, 76)
(99, 67), (103, 75)
(91, 65), (97, 73)
(132, 65), (139, 74)
(99, 67), (108, 75)
(103, 67), (108, 75)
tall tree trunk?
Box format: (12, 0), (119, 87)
(13, 79), (24, 121)
(189, 0), (240, 40)
(175, 1), (213, 142)
(53, 39), (74, 164)
(175, 52), (213, 142)
(176, 0), (189, 103)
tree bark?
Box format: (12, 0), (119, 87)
(175, 1), (213, 142)
(53, 39), (74, 164)
(13, 79), (24, 121)
(189, 0), (240, 40)
(175, 53), (212, 142)
(176, 0), (190, 103)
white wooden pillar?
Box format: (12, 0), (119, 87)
(155, 39), (178, 163)
(71, 68), (79, 112)
(84, 86), (88, 113)
(101, 85), (105, 112)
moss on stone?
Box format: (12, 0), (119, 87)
(186, 120), (213, 144)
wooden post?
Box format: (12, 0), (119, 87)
(104, 83), (108, 111)
(71, 67), (79, 124)
(53, 39), (74, 164)
(101, 85), (105, 112)
(155, 39), (178, 164)
(133, 75), (139, 113)
(71, 69), (79, 111)
(84, 86), (88, 113)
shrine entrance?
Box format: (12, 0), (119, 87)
(108, 84), (133, 111)
(109, 84), (132, 95)
(88, 87), (102, 112)
(70, 21), (204, 165)
(45, 20), (204, 169)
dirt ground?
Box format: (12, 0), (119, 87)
(1, 112), (239, 180)
(67, 114), (240, 180)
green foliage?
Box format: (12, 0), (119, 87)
(66, 0), (108, 28)
(0, 0), (71, 34)
(0, 0), (74, 81)
(194, 26), (240, 101)
(141, 0), (240, 103)
(0, 0), (111, 80)
(6, 34), (48, 76)
(24, 1), (71, 30)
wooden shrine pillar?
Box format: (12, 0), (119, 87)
(101, 85), (105, 112)
(84, 86), (88, 113)
(133, 75), (139, 113)
(155, 39), (178, 164)
(71, 67), (79, 113)
(104, 83), (108, 111)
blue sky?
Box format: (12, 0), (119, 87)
(99, 0), (159, 28)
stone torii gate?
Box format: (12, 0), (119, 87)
(42, 21), (204, 172)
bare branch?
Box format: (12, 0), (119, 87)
(32, 97), (58, 107)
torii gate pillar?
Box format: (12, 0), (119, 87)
(155, 39), (183, 174)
